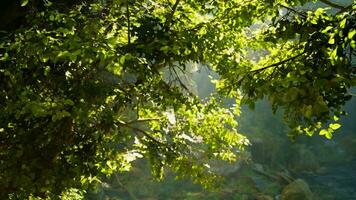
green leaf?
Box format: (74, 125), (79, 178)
(303, 105), (313, 119)
(326, 131), (332, 139)
(160, 46), (170, 53)
(0, 53), (9, 61)
(329, 123), (341, 130)
(333, 115), (339, 121)
(21, 0), (29, 7)
(321, 26), (333, 33)
(120, 53), (132, 65)
(319, 129), (332, 139)
(339, 18), (347, 28)
(329, 46), (339, 64)
(348, 30), (356, 40)
(319, 129), (328, 136)
(328, 37), (335, 45)
(119, 55), (126, 65)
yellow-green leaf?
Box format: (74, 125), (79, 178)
(328, 37), (335, 45)
(319, 129), (328, 136)
(21, 0), (29, 7)
(329, 123), (341, 130)
(348, 30), (356, 39)
(340, 18), (347, 28)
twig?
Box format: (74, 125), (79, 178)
(115, 120), (178, 157)
(171, 67), (195, 97)
(278, 4), (307, 18)
(125, 118), (161, 125)
(250, 52), (305, 73)
(348, 92), (356, 96)
(164, 0), (181, 31)
(115, 121), (165, 146)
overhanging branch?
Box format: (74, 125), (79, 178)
(250, 52), (305, 74)
(115, 120), (178, 156)
(278, 4), (307, 18)
(125, 118), (161, 125)
(164, 0), (181, 31)
(171, 66), (196, 97)
(115, 121), (165, 146)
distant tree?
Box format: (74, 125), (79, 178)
(0, 0), (355, 198)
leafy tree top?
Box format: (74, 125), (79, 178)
(0, 0), (355, 198)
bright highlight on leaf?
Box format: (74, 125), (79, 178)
(329, 123), (341, 130)
(20, 0), (29, 7)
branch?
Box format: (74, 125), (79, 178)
(115, 121), (165, 146)
(348, 92), (356, 97)
(171, 66), (196, 97)
(319, 0), (346, 10)
(125, 118), (161, 125)
(115, 120), (178, 157)
(278, 4), (307, 18)
(250, 52), (305, 74)
(164, 0), (180, 31)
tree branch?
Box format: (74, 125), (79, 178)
(250, 52), (305, 74)
(348, 92), (356, 97)
(171, 66), (196, 97)
(319, 0), (346, 10)
(115, 120), (178, 158)
(115, 121), (165, 146)
(164, 0), (180, 31)
(125, 118), (161, 125)
(278, 4), (306, 18)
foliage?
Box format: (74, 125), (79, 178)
(218, 0), (356, 139)
(0, 0), (355, 198)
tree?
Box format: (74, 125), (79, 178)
(0, 0), (354, 198)
(225, 0), (356, 139)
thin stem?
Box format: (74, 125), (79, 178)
(172, 66), (195, 96)
(250, 52), (305, 73)
(278, 4), (306, 18)
(348, 92), (356, 97)
(115, 121), (165, 146)
(164, 0), (180, 31)
(125, 118), (161, 125)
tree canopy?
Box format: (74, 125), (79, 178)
(0, 0), (355, 198)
